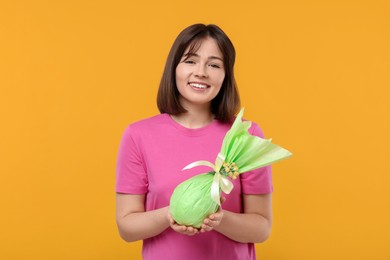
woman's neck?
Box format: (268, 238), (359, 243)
(171, 104), (214, 129)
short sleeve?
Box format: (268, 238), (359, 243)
(240, 122), (273, 194)
(115, 125), (148, 194)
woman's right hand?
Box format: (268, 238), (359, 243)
(167, 210), (199, 236)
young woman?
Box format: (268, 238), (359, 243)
(116, 24), (273, 260)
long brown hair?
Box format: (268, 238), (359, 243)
(157, 24), (240, 123)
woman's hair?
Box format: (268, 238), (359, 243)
(157, 23), (240, 123)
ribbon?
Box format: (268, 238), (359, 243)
(182, 153), (234, 205)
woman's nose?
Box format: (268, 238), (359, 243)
(194, 64), (208, 78)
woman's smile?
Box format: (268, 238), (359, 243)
(188, 82), (210, 90)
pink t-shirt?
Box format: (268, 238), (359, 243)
(116, 113), (273, 260)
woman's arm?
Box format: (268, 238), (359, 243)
(201, 193), (272, 243)
(116, 193), (199, 242)
(116, 193), (171, 242)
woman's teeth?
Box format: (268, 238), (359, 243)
(189, 83), (208, 89)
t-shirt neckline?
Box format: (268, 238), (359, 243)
(164, 113), (218, 136)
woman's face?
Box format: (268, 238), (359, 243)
(175, 37), (225, 109)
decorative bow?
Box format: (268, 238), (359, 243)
(182, 153), (234, 205)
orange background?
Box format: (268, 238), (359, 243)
(1, 1), (389, 259)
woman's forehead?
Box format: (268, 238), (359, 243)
(183, 37), (223, 58)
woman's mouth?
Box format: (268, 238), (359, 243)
(188, 82), (210, 90)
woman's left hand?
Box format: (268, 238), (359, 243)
(200, 197), (225, 232)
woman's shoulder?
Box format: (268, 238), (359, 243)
(223, 113), (267, 139)
(240, 116), (266, 138)
(128, 113), (167, 127)
(121, 113), (170, 136)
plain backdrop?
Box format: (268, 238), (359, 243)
(1, 0), (389, 259)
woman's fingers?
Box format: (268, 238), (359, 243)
(169, 199), (226, 235)
(168, 208), (199, 235)
(200, 208), (224, 232)
(169, 219), (199, 236)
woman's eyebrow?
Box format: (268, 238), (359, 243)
(209, 56), (223, 62)
(183, 53), (223, 61)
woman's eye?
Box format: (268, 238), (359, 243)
(210, 64), (221, 69)
(184, 60), (195, 64)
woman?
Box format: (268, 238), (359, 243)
(116, 24), (273, 260)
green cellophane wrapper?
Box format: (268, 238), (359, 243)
(169, 172), (219, 228)
(169, 108), (292, 228)
(220, 109), (292, 172)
